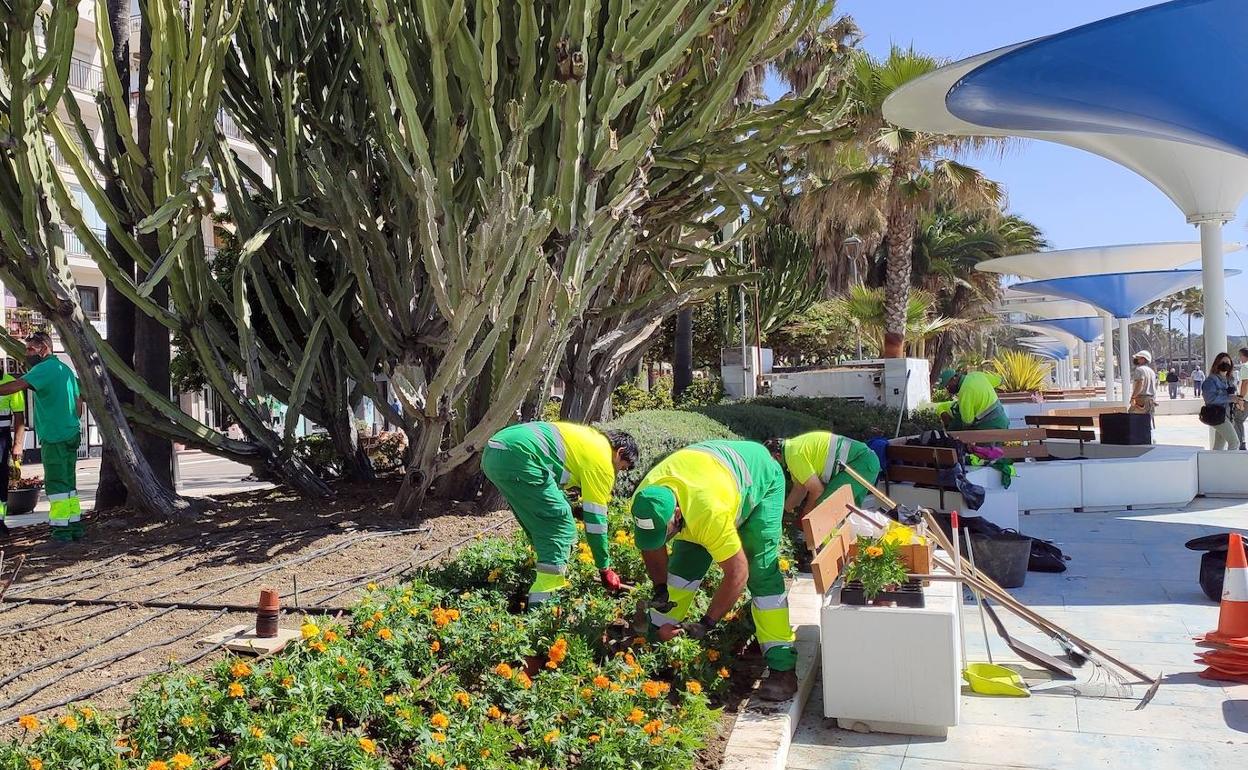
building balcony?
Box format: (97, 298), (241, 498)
(60, 225), (105, 259)
(67, 56), (104, 94)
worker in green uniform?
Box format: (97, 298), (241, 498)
(0, 333), (82, 542)
(630, 440), (798, 702)
(0, 367), (26, 537)
(764, 431), (880, 516)
(935, 368), (1009, 430)
(481, 421), (638, 606)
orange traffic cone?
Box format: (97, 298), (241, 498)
(1202, 533), (1248, 646)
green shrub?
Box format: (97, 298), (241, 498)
(610, 377), (673, 418)
(541, 398), (562, 422)
(675, 377), (724, 408)
(687, 404), (826, 441)
(745, 397), (941, 440)
(295, 433), (341, 478)
(597, 410), (741, 496)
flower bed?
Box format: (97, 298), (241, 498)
(0, 509), (793, 769)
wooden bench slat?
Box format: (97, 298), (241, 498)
(887, 466), (943, 485)
(1042, 428), (1096, 441)
(1025, 415), (1096, 427)
(885, 445), (959, 465)
(811, 527), (853, 595)
(999, 443), (1051, 459)
(801, 485), (854, 552)
(947, 428), (1047, 443)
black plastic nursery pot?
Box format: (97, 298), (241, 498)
(7, 487), (39, 515)
(841, 579), (925, 608)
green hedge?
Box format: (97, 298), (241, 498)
(687, 404), (826, 441)
(598, 409), (741, 496)
(745, 396), (941, 440)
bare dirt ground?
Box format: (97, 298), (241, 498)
(0, 477), (513, 728)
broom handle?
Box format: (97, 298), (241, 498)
(965, 532), (994, 665)
(837, 460), (897, 510)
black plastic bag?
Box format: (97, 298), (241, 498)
(1028, 539), (1069, 573)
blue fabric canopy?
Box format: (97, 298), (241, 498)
(1020, 339), (1069, 360)
(1008, 270), (1234, 319)
(1020, 316), (1104, 343)
(946, 0), (1248, 157)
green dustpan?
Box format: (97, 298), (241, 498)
(962, 663), (1030, 697)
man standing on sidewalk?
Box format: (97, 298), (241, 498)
(0, 333), (82, 542)
(0, 368), (26, 536)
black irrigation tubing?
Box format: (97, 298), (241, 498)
(0, 594), (352, 615)
(0, 610), (230, 717)
(0, 641), (230, 726)
(8, 553), (130, 595)
(0, 602), (87, 635)
(280, 529), (441, 603)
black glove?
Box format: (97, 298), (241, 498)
(571, 502), (584, 520)
(679, 614), (715, 640)
(651, 583), (675, 613)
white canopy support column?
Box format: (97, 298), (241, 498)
(1118, 317), (1131, 405)
(1199, 219), (1227, 368)
(1083, 341), (1092, 387)
(1101, 313), (1116, 400)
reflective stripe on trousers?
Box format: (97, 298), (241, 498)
(820, 436), (853, 484)
(649, 575), (703, 628)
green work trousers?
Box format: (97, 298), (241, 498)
(657, 458), (797, 672)
(820, 444), (882, 506)
(950, 401), (1009, 431)
(481, 439), (575, 605)
(44, 436), (81, 541)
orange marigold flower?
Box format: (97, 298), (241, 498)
(453, 691), (470, 707)
(642, 719), (663, 735)
(588, 734), (600, 743)
(323, 629), (339, 643)
(486, 705), (503, 720)
(593, 674), (611, 689)
(147, 763), (169, 770)
(27, 760), (44, 770)
(78, 707), (95, 720)
(546, 638), (568, 669)
(249, 725), (265, 739)
(228, 682), (245, 698)
(359, 737), (377, 755)
(580, 687), (593, 699)
(515, 672), (532, 689)
(428, 753), (445, 767)
(58, 715), (79, 731)
(230, 661), (252, 679)
(865, 545), (884, 558)
(641, 680), (669, 699)
(650, 736), (664, 746)
(430, 712), (449, 729)
(447, 609), (461, 621)
(379, 628), (393, 641)
(494, 662), (513, 678)
(293, 734), (309, 747)
(430, 640), (442, 654)
(308, 640), (327, 653)
(431, 731), (446, 743)
(18, 715), (40, 731)
(362, 620), (375, 631)
(543, 729), (560, 744)
(718, 667), (730, 679)
(169, 753), (194, 770)
(686, 680), (703, 695)
(281, 676), (295, 688)
(626, 708), (645, 724)
(706, 650), (720, 662)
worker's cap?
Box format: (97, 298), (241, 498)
(1133, 350), (1152, 363)
(936, 368), (958, 388)
(631, 486), (676, 551)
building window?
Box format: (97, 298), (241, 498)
(79, 286), (100, 319)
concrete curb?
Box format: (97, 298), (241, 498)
(720, 575), (821, 770)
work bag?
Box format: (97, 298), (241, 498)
(1199, 404), (1227, 427)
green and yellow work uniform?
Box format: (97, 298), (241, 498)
(481, 421), (616, 605)
(631, 440), (797, 673)
(0, 375), (25, 522)
(25, 357), (82, 540)
(781, 431), (881, 506)
(936, 371), (1008, 430)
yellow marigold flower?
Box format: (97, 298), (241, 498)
(260, 755), (276, 770)
(78, 707), (95, 720)
(428, 753), (445, 767)
(447, 609), (460, 621)
(384, 694), (398, 706)
(282, 676), (295, 688)
(494, 662), (513, 678)
(432, 731), (446, 742)
(397, 708), (412, 720)
(686, 680), (703, 695)
(588, 734), (600, 743)
(336, 656), (349, 666)
(865, 545), (884, 558)
(580, 687), (593, 699)
(18, 715), (40, 731)
(228, 682), (245, 698)
(357, 665), (371, 678)
(323, 629), (339, 643)
(480, 749), (491, 759)
(486, 705), (503, 720)
(706, 650), (721, 662)
(430, 712), (449, 729)
(650, 736), (664, 745)
(27, 760), (43, 770)
(359, 737), (377, 755)
(59, 715), (78, 731)
(169, 753), (194, 770)
(362, 620), (375, 631)
(308, 640), (327, 653)
(487, 568), (501, 583)
(249, 725), (265, 739)
(147, 763), (169, 770)
(593, 674), (610, 689)
(379, 628), (393, 641)
(626, 708), (645, 724)
(430, 640), (442, 654)
(293, 734), (308, 747)
(453, 691), (470, 707)
(300, 622), (320, 640)
(779, 558), (791, 572)
(230, 661), (252, 679)
(641, 680), (669, 699)
(179, 716), (196, 728)
(515, 672), (533, 689)
(642, 719), (663, 735)
(718, 667), (730, 679)
(543, 729), (560, 744)
(367, 582), (379, 591)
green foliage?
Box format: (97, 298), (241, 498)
(845, 536), (909, 599)
(675, 378), (725, 409)
(689, 404), (826, 441)
(991, 351), (1050, 393)
(597, 410), (742, 497)
(745, 397), (941, 440)
(610, 378), (674, 419)
(366, 432), (408, 473)
(294, 433), (341, 479)
(541, 399), (562, 423)
(766, 300), (857, 365)
(742, 223), (825, 335)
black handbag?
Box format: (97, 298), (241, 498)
(1199, 404), (1227, 426)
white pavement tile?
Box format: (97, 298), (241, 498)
(958, 693), (1079, 732)
(787, 747), (904, 770)
(1075, 697), (1248, 745)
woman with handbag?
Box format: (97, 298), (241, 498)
(1201, 353), (1243, 450)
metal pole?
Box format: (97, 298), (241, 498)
(1118, 317), (1131, 405)
(740, 285), (749, 399)
(1101, 313), (1115, 400)
(852, 259), (862, 360)
(1199, 220), (1226, 368)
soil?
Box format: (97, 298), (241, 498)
(0, 477), (513, 730)
(695, 653), (769, 770)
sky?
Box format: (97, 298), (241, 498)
(772, 0), (1248, 336)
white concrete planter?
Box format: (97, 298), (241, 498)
(1013, 460), (1083, 513)
(1198, 450), (1248, 496)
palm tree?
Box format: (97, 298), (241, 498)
(1179, 287), (1204, 365)
(833, 284), (962, 358)
(1142, 294), (1183, 366)
(823, 49), (1008, 356)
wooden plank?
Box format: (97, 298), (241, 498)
(1042, 428), (1096, 441)
(885, 445), (958, 465)
(1051, 405), (1126, 417)
(811, 527), (852, 595)
(886, 466), (943, 486)
(947, 428), (1047, 444)
(801, 484), (854, 553)
(999, 443), (1050, 459)
(1025, 414), (1095, 427)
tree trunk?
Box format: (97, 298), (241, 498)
(673, 307), (693, 400)
(95, 0), (135, 509)
(395, 421), (445, 518)
(133, 4), (175, 491)
(883, 186), (917, 359)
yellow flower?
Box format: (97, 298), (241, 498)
(486, 705), (503, 720)
(430, 640), (441, 654)
(432, 732), (447, 742)
(543, 729), (560, 744)
(626, 708), (645, 724)
(59, 715), (79, 731)
(718, 667), (730, 679)
(78, 707), (95, 720)
(18, 715), (40, 731)
(650, 736), (664, 745)
(260, 755), (276, 770)
(293, 734), (308, 747)
(147, 763), (169, 770)
(384, 694), (398, 706)
(228, 682), (245, 698)
(307, 640), (327, 653)
(367, 582), (379, 591)
(300, 622), (320, 640)
(588, 734), (600, 743)
(170, 753), (195, 770)
(359, 737), (377, 755)
(230, 661), (252, 678)
(686, 680), (703, 695)
(430, 712), (449, 729)
(378, 627), (393, 640)
(428, 753), (445, 767)
(580, 687), (593, 699)
(179, 716), (196, 728)
(281, 676), (295, 688)
(865, 545), (884, 558)
(486, 569), (501, 583)
(779, 558), (791, 571)
(249, 725), (265, 739)
(641, 680), (669, 699)
(706, 650), (720, 662)
(453, 691), (470, 707)
(592, 674), (611, 689)
(494, 662), (513, 678)
(515, 672), (532, 689)
(27, 760), (43, 770)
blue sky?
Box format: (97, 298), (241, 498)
(778, 0), (1248, 335)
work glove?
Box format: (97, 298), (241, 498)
(571, 502), (584, 520)
(651, 582), (676, 613)
(599, 568), (622, 593)
(679, 615), (714, 640)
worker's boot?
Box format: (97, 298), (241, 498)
(0, 521), (8, 539)
(755, 668), (798, 702)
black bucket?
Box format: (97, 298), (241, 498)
(966, 531), (1031, 588)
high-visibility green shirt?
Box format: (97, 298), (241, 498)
(937, 371), (1001, 427)
(634, 440), (770, 563)
(23, 356), (80, 443)
(782, 431), (862, 486)
(0, 374), (26, 424)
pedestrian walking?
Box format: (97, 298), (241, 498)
(1236, 348), (1248, 450)
(1166, 364), (1181, 400)
(0, 367), (26, 537)
(1193, 365), (1206, 398)
(0, 333), (82, 542)
(1128, 351), (1157, 416)
(1202, 354), (1242, 450)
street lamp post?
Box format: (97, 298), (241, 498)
(842, 235), (864, 360)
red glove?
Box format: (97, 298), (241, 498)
(599, 568), (622, 593)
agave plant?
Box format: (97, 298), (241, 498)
(991, 350), (1051, 393)
(832, 284), (963, 357)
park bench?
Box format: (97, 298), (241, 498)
(883, 444), (962, 510)
(947, 427), (1051, 461)
(1024, 414), (1097, 453)
(801, 484), (856, 595)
